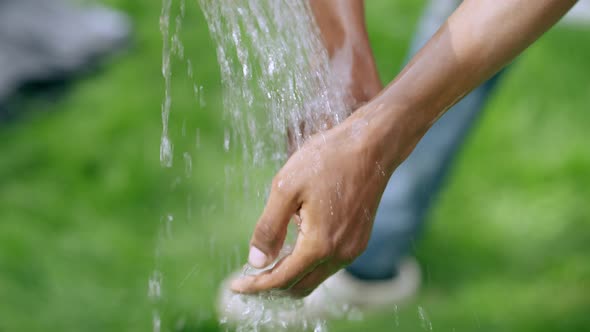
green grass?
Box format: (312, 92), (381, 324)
(1, 1), (589, 331)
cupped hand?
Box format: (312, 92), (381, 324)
(231, 107), (394, 297)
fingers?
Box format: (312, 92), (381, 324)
(248, 180), (298, 268)
(287, 263), (338, 297)
(231, 243), (320, 294)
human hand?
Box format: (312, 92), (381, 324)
(286, 52), (382, 156)
(231, 0), (579, 299)
(231, 106), (398, 297)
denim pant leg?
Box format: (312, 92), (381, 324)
(346, 0), (504, 280)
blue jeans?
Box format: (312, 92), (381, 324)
(346, 0), (505, 280)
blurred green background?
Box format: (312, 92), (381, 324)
(1, 0), (589, 331)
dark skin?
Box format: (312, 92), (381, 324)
(232, 0), (578, 297)
(287, 0), (381, 156)
(309, 0), (382, 108)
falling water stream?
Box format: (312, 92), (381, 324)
(157, 0), (350, 331)
(197, 0), (349, 168)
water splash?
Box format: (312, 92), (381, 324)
(218, 246), (330, 332)
(219, 293), (328, 332)
(156, 0), (353, 330)
(156, 0), (199, 328)
(197, 1), (351, 329)
(154, 5), (172, 329)
(198, 0), (348, 171)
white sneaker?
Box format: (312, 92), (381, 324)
(217, 258), (421, 329)
(305, 258), (421, 317)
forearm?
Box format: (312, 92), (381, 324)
(363, 0), (577, 171)
(310, 0), (367, 55)
(310, 0), (381, 103)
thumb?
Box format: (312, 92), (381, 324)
(248, 187), (298, 268)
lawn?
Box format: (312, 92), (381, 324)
(0, 1), (589, 331)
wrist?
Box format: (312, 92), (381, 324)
(329, 40), (382, 109)
(354, 99), (428, 175)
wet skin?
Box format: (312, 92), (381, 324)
(232, 0), (578, 297)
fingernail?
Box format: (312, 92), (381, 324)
(248, 246), (267, 268)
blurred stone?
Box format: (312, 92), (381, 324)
(0, 0), (131, 102)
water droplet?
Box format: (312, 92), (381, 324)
(179, 0), (186, 17)
(152, 310), (161, 332)
(375, 161), (386, 177)
(199, 85), (206, 107)
(224, 129), (230, 151)
(193, 84), (200, 101)
(159, 135), (173, 167)
(186, 194), (193, 222)
(418, 305), (433, 331)
(187, 59), (193, 78)
(183, 152), (192, 177)
(164, 214), (174, 237)
(148, 270), (163, 300)
(172, 34), (184, 59)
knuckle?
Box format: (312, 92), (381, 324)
(254, 222), (278, 246)
(270, 172), (298, 198)
(270, 175), (285, 192)
(270, 176), (280, 190)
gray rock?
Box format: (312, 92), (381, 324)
(0, 0), (131, 101)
